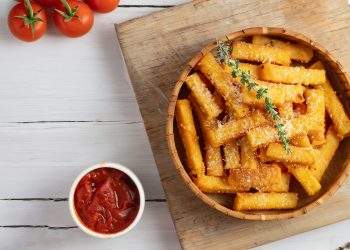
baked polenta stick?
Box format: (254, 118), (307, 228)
(260, 63), (326, 85)
(176, 99), (205, 177)
(241, 80), (304, 107)
(195, 175), (249, 194)
(290, 134), (311, 147)
(185, 73), (223, 119)
(212, 109), (266, 147)
(305, 89), (326, 145)
(205, 145), (225, 177)
(233, 192), (298, 211)
(287, 164), (321, 196)
(310, 126), (341, 181)
(310, 61), (350, 138)
(228, 165), (282, 190)
(189, 96), (224, 177)
(259, 171), (291, 193)
(240, 136), (259, 168)
(252, 35), (313, 62)
(278, 102), (294, 120)
(266, 143), (315, 165)
(232, 41), (291, 65)
(223, 140), (240, 169)
(197, 52), (249, 118)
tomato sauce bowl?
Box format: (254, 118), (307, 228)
(69, 162), (145, 238)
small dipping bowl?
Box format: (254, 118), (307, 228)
(69, 162), (145, 238)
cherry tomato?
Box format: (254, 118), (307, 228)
(8, 0), (47, 42)
(86, 0), (120, 13)
(35, 0), (61, 7)
(54, 0), (94, 38)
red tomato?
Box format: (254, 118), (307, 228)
(16, 0), (61, 7)
(54, 0), (94, 38)
(8, 1), (47, 42)
(86, 0), (120, 13)
(35, 0), (61, 7)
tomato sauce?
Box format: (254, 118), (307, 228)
(74, 168), (140, 234)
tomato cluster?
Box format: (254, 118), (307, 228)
(8, 0), (120, 42)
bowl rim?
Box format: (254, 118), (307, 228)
(166, 26), (350, 220)
(69, 162), (145, 238)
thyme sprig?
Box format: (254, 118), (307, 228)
(227, 57), (291, 154)
(215, 40), (232, 64)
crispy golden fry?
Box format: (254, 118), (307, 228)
(212, 89), (225, 110)
(195, 175), (249, 193)
(228, 165), (282, 190)
(189, 96), (225, 176)
(189, 96), (217, 144)
(205, 145), (225, 177)
(197, 53), (250, 118)
(211, 109), (267, 147)
(247, 89), (324, 148)
(223, 140), (240, 169)
(176, 99), (205, 176)
(223, 62), (261, 79)
(290, 134), (311, 147)
(260, 63), (326, 85)
(185, 73), (223, 119)
(310, 126), (340, 181)
(240, 137), (259, 168)
(225, 101), (249, 119)
(266, 143), (315, 165)
(278, 102), (294, 120)
(258, 148), (270, 163)
(260, 171), (291, 193)
(232, 41), (291, 66)
(241, 80), (304, 107)
(252, 36), (313, 62)
(287, 164), (321, 196)
(233, 192), (298, 211)
(305, 89), (326, 145)
(310, 61), (350, 138)
(309, 131), (326, 146)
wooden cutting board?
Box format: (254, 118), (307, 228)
(115, 0), (350, 249)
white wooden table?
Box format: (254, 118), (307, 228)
(0, 1), (349, 249)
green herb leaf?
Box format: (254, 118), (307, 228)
(215, 40), (232, 64)
(256, 87), (268, 99)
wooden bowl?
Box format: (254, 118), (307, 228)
(166, 27), (350, 220)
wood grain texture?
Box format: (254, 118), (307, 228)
(0, 201), (180, 250)
(116, 0), (350, 249)
(0, 122), (164, 199)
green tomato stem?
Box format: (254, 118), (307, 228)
(61, 0), (72, 16)
(24, 0), (34, 19)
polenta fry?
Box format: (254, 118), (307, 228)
(228, 165), (282, 190)
(266, 143), (315, 165)
(233, 192), (298, 211)
(287, 164), (321, 196)
(185, 73), (223, 119)
(176, 99), (205, 176)
(260, 63), (326, 85)
(232, 41), (291, 65)
(252, 36), (313, 62)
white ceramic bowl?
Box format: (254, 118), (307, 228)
(69, 162), (145, 238)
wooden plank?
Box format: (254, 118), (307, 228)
(116, 0), (350, 249)
(0, 4), (160, 123)
(0, 202), (180, 250)
(0, 122), (164, 199)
